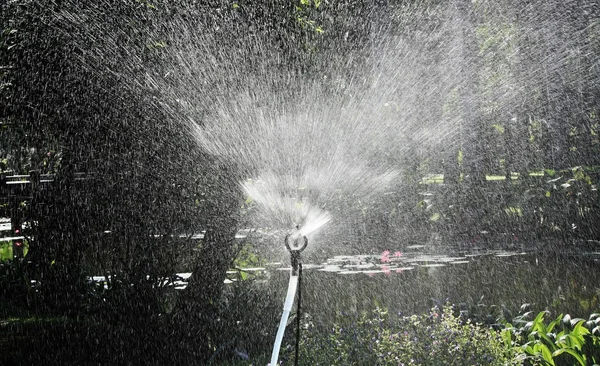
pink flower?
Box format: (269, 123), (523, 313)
(394, 251), (403, 257)
(395, 268), (404, 274)
(367, 272), (376, 277)
(381, 250), (390, 263)
(382, 266), (391, 275)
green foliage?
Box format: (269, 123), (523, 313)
(0, 241), (12, 261)
(283, 305), (517, 365)
(504, 206), (523, 218)
(377, 306), (519, 366)
(135, 0), (156, 10)
(281, 308), (388, 365)
(145, 39), (167, 50)
(492, 124), (506, 134)
(571, 166), (592, 185)
(294, 0), (324, 34)
(506, 311), (600, 366)
(230, 242), (265, 281)
(280, 307), (600, 366)
(0, 238), (29, 261)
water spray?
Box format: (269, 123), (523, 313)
(270, 226), (307, 366)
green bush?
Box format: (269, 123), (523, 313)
(282, 305), (518, 365)
(377, 305), (519, 366)
(279, 310), (383, 365)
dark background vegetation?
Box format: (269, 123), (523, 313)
(1, 0), (599, 364)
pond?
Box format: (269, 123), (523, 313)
(261, 243), (600, 323)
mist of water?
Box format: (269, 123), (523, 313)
(145, 2), (481, 242)
(120, 0), (599, 254)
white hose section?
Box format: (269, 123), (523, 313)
(270, 274), (299, 366)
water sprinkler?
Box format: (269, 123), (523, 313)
(270, 226), (308, 366)
(285, 228), (308, 276)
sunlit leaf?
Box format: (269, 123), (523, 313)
(539, 343), (555, 365)
(491, 124), (505, 134)
(552, 348), (586, 366)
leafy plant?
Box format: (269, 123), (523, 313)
(230, 241), (265, 281)
(377, 305), (519, 366)
(282, 305), (517, 365)
(506, 311), (600, 365)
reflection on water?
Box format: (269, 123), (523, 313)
(268, 246), (600, 320)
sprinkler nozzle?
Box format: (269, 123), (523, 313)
(285, 230), (308, 276)
(285, 233), (308, 252)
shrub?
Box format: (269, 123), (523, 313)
(282, 305), (518, 365)
(377, 305), (519, 366)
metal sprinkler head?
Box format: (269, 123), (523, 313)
(285, 227), (308, 276)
